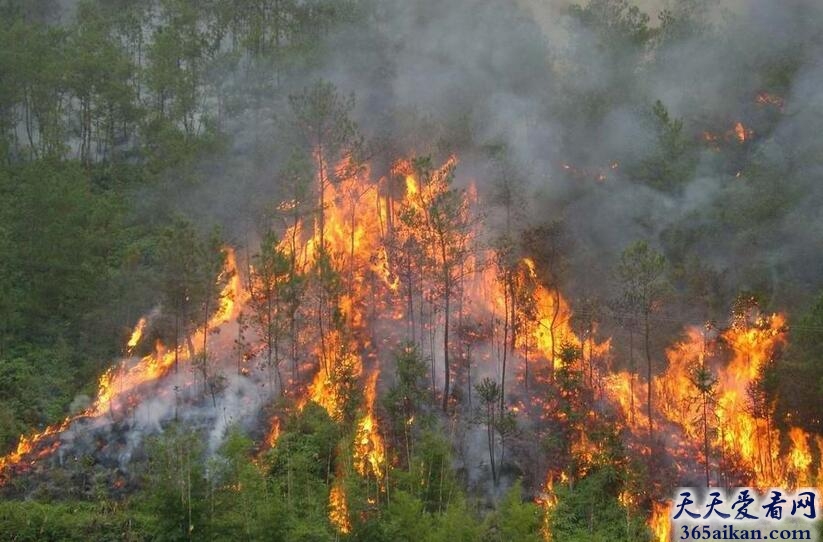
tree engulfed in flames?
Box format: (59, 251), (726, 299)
(649, 501), (672, 542)
(353, 370), (386, 483)
(329, 479), (351, 534)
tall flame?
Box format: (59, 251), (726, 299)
(126, 317), (147, 354)
(329, 479), (351, 534)
(649, 501), (672, 542)
(354, 370), (385, 483)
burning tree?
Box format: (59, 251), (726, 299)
(745, 358), (778, 481)
(272, 153), (312, 382)
(521, 220), (568, 380)
(688, 362), (718, 486)
(396, 156), (474, 412)
(489, 152), (527, 408)
(248, 230), (291, 393)
(494, 237), (519, 412)
(157, 219), (229, 389)
(288, 79), (361, 250)
(615, 240), (668, 438)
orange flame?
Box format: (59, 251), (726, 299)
(649, 501), (672, 542)
(354, 370), (385, 483)
(329, 479), (351, 534)
(0, 248), (243, 479)
(265, 417), (281, 448)
(127, 317), (147, 354)
(732, 122), (753, 143)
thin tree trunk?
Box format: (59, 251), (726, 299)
(645, 309), (653, 437)
(549, 286), (560, 380)
(703, 394), (710, 486)
(501, 278), (509, 413)
(442, 288), (450, 412)
(487, 405), (496, 483)
(629, 326), (635, 425)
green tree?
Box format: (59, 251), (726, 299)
(484, 480), (543, 542)
(632, 100), (698, 192)
(384, 343), (429, 467)
(776, 294), (823, 434)
(264, 402), (339, 540)
(209, 428), (284, 540)
(68, 3), (136, 164)
(157, 219), (228, 384)
(141, 424), (208, 541)
(145, 0), (209, 137)
(550, 464), (650, 542)
(475, 377), (501, 483)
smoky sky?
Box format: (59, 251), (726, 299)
(160, 0), (823, 319)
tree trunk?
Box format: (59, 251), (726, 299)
(549, 286), (560, 380)
(645, 309), (653, 438)
(487, 404), (496, 483)
(703, 394), (710, 486)
(500, 278), (509, 414)
(629, 326), (635, 425)
(442, 287), (450, 412)
(317, 143), (326, 248)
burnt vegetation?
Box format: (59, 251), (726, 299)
(0, 0), (822, 540)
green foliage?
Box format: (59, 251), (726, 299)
(139, 425), (209, 541)
(0, 500), (151, 542)
(483, 480), (543, 542)
(392, 430), (462, 514)
(0, 344), (79, 449)
(569, 0), (652, 50)
(209, 429), (286, 541)
(776, 293), (823, 433)
(155, 218), (228, 373)
(631, 101), (698, 192)
(0, 162), (124, 341)
(549, 465), (650, 542)
(616, 241), (667, 296)
(385, 343), (429, 420)
(384, 343), (430, 466)
(248, 230), (292, 389)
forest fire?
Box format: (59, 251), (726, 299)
(329, 479), (351, 534)
(702, 121), (755, 148)
(0, 145), (818, 539)
(649, 501), (672, 542)
(755, 92), (785, 110)
(0, 248), (242, 482)
(353, 370), (386, 483)
(3, 1), (823, 539)
(126, 317), (147, 354)
(732, 121), (753, 143)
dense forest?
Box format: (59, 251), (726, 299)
(0, 0), (821, 540)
